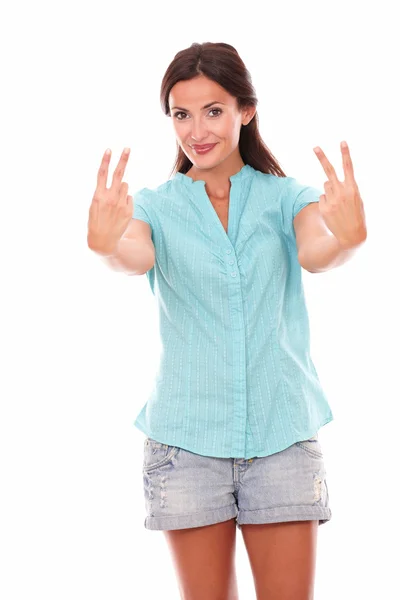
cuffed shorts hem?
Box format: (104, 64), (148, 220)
(144, 503), (238, 531)
(236, 505), (332, 528)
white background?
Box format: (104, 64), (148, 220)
(1, 0), (399, 598)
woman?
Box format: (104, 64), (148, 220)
(88, 42), (367, 600)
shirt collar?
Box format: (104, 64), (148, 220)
(174, 163), (253, 188)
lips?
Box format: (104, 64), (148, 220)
(192, 144), (217, 150)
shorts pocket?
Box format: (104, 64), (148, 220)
(143, 437), (180, 472)
(295, 435), (323, 459)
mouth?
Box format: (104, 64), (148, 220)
(191, 143), (218, 154)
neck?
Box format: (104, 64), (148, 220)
(187, 155), (245, 198)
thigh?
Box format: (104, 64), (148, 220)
(241, 519), (318, 600)
(164, 518), (239, 600)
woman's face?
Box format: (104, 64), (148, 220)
(169, 75), (252, 169)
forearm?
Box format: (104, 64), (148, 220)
(91, 237), (155, 276)
(298, 233), (364, 273)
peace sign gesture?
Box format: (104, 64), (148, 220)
(87, 147), (133, 255)
(313, 141), (367, 249)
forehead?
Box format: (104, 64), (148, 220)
(169, 76), (234, 108)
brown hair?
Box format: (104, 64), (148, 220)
(160, 42), (286, 179)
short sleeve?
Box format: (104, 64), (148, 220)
(280, 176), (322, 238)
(131, 187), (156, 292)
(132, 187), (153, 231)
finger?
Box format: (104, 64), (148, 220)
(118, 182), (129, 205)
(110, 147), (130, 191)
(88, 194), (97, 220)
(323, 180), (335, 203)
(340, 141), (356, 183)
(96, 148), (112, 190)
(313, 146), (341, 187)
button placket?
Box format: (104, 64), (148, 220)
(174, 165), (250, 457)
(226, 247), (237, 276)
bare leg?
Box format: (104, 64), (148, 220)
(241, 520), (318, 600)
(163, 518), (239, 600)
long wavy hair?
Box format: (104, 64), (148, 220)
(160, 42), (286, 179)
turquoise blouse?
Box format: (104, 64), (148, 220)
(131, 163), (333, 459)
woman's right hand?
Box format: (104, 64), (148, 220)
(87, 147), (134, 255)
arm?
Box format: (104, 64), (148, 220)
(294, 203), (365, 273)
(90, 219), (155, 276)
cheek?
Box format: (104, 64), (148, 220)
(215, 117), (237, 138)
(173, 122), (190, 141)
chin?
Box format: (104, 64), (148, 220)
(192, 152), (224, 169)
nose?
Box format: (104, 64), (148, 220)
(190, 117), (209, 143)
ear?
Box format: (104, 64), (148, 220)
(242, 106), (256, 126)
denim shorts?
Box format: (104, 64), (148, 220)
(142, 434), (331, 531)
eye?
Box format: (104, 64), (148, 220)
(173, 111), (187, 120)
(209, 108), (222, 117)
(173, 108), (223, 120)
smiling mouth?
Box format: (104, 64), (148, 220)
(191, 143), (218, 152)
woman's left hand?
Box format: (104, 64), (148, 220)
(313, 141), (367, 249)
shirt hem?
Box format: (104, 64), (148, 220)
(133, 412), (334, 459)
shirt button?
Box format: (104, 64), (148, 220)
(228, 260), (234, 265)
(226, 249), (232, 254)
(231, 272), (237, 277)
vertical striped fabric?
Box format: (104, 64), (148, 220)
(131, 164), (333, 459)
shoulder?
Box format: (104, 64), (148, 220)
(134, 177), (179, 204)
(257, 174), (304, 196)
(279, 175), (322, 198)
(274, 175), (322, 211)
(252, 170), (285, 191)
(250, 171), (289, 205)
(132, 180), (172, 212)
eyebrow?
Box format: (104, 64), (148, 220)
(170, 101), (226, 111)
